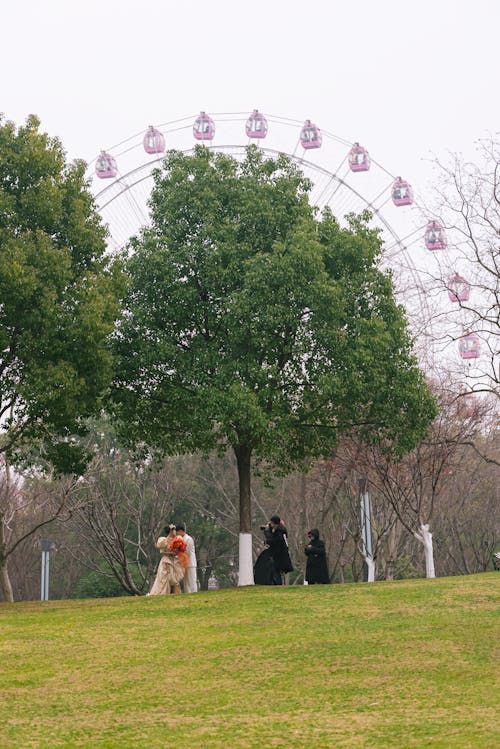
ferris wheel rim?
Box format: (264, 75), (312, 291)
(90, 113), (457, 359)
(86, 111), (398, 178)
(88, 111), (491, 380)
(93, 141), (430, 316)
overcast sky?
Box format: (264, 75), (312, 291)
(2, 0), (497, 189)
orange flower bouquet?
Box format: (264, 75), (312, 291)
(171, 536), (189, 569)
(171, 536), (187, 554)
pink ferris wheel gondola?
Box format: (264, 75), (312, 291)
(143, 126), (165, 155)
(246, 110), (268, 139)
(447, 273), (470, 303)
(425, 221), (447, 250)
(348, 142), (370, 172)
(458, 333), (480, 360)
(193, 111), (215, 141)
(300, 120), (322, 149)
(391, 177), (413, 206)
(95, 151), (117, 179)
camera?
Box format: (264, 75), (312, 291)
(259, 524), (268, 531)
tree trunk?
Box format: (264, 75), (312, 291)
(0, 459), (15, 602)
(385, 523), (399, 581)
(234, 444), (254, 586)
(200, 562), (212, 591)
(338, 561), (345, 584)
(365, 556), (376, 582)
(385, 559), (395, 581)
(0, 554), (14, 603)
(414, 523), (436, 578)
(0, 513), (14, 602)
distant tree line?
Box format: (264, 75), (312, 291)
(2, 379), (498, 601)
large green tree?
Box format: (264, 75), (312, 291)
(0, 115), (123, 599)
(113, 145), (436, 583)
(0, 115), (122, 465)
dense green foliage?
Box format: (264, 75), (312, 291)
(0, 115), (123, 472)
(1, 574), (498, 747)
(114, 146), (436, 515)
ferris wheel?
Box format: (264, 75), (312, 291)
(87, 111), (481, 383)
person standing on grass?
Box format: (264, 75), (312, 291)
(149, 525), (186, 595)
(176, 524), (198, 593)
(304, 529), (330, 584)
(266, 515), (293, 585)
(254, 522), (280, 585)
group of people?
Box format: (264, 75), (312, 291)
(149, 524), (198, 595)
(149, 515), (330, 595)
(253, 515), (330, 586)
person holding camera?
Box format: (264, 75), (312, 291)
(255, 515), (293, 585)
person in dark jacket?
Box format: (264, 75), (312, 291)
(253, 538), (278, 585)
(254, 515), (293, 585)
(267, 515), (293, 584)
(304, 529), (330, 584)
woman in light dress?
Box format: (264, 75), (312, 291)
(149, 524), (186, 595)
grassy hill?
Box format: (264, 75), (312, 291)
(1, 573), (498, 748)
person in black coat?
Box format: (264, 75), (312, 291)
(253, 523), (278, 585)
(254, 515), (293, 585)
(304, 529), (330, 584)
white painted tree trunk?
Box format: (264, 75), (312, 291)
(365, 556), (376, 583)
(414, 523), (435, 578)
(238, 532), (254, 586)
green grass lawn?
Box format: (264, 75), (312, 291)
(0, 573), (498, 748)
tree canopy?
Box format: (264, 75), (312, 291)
(113, 145), (436, 580)
(0, 115), (123, 473)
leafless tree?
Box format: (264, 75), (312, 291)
(269, 445), (409, 584)
(301, 445), (414, 583)
(424, 137), (499, 401)
(432, 422), (499, 574)
(0, 458), (78, 602)
(352, 383), (493, 578)
(63, 448), (184, 596)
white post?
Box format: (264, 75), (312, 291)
(359, 478), (375, 582)
(414, 523), (435, 578)
(40, 551), (46, 600)
(44, 552), (49, 599)
(41, 541), (51, 600)
(238, 532), (254, 586)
